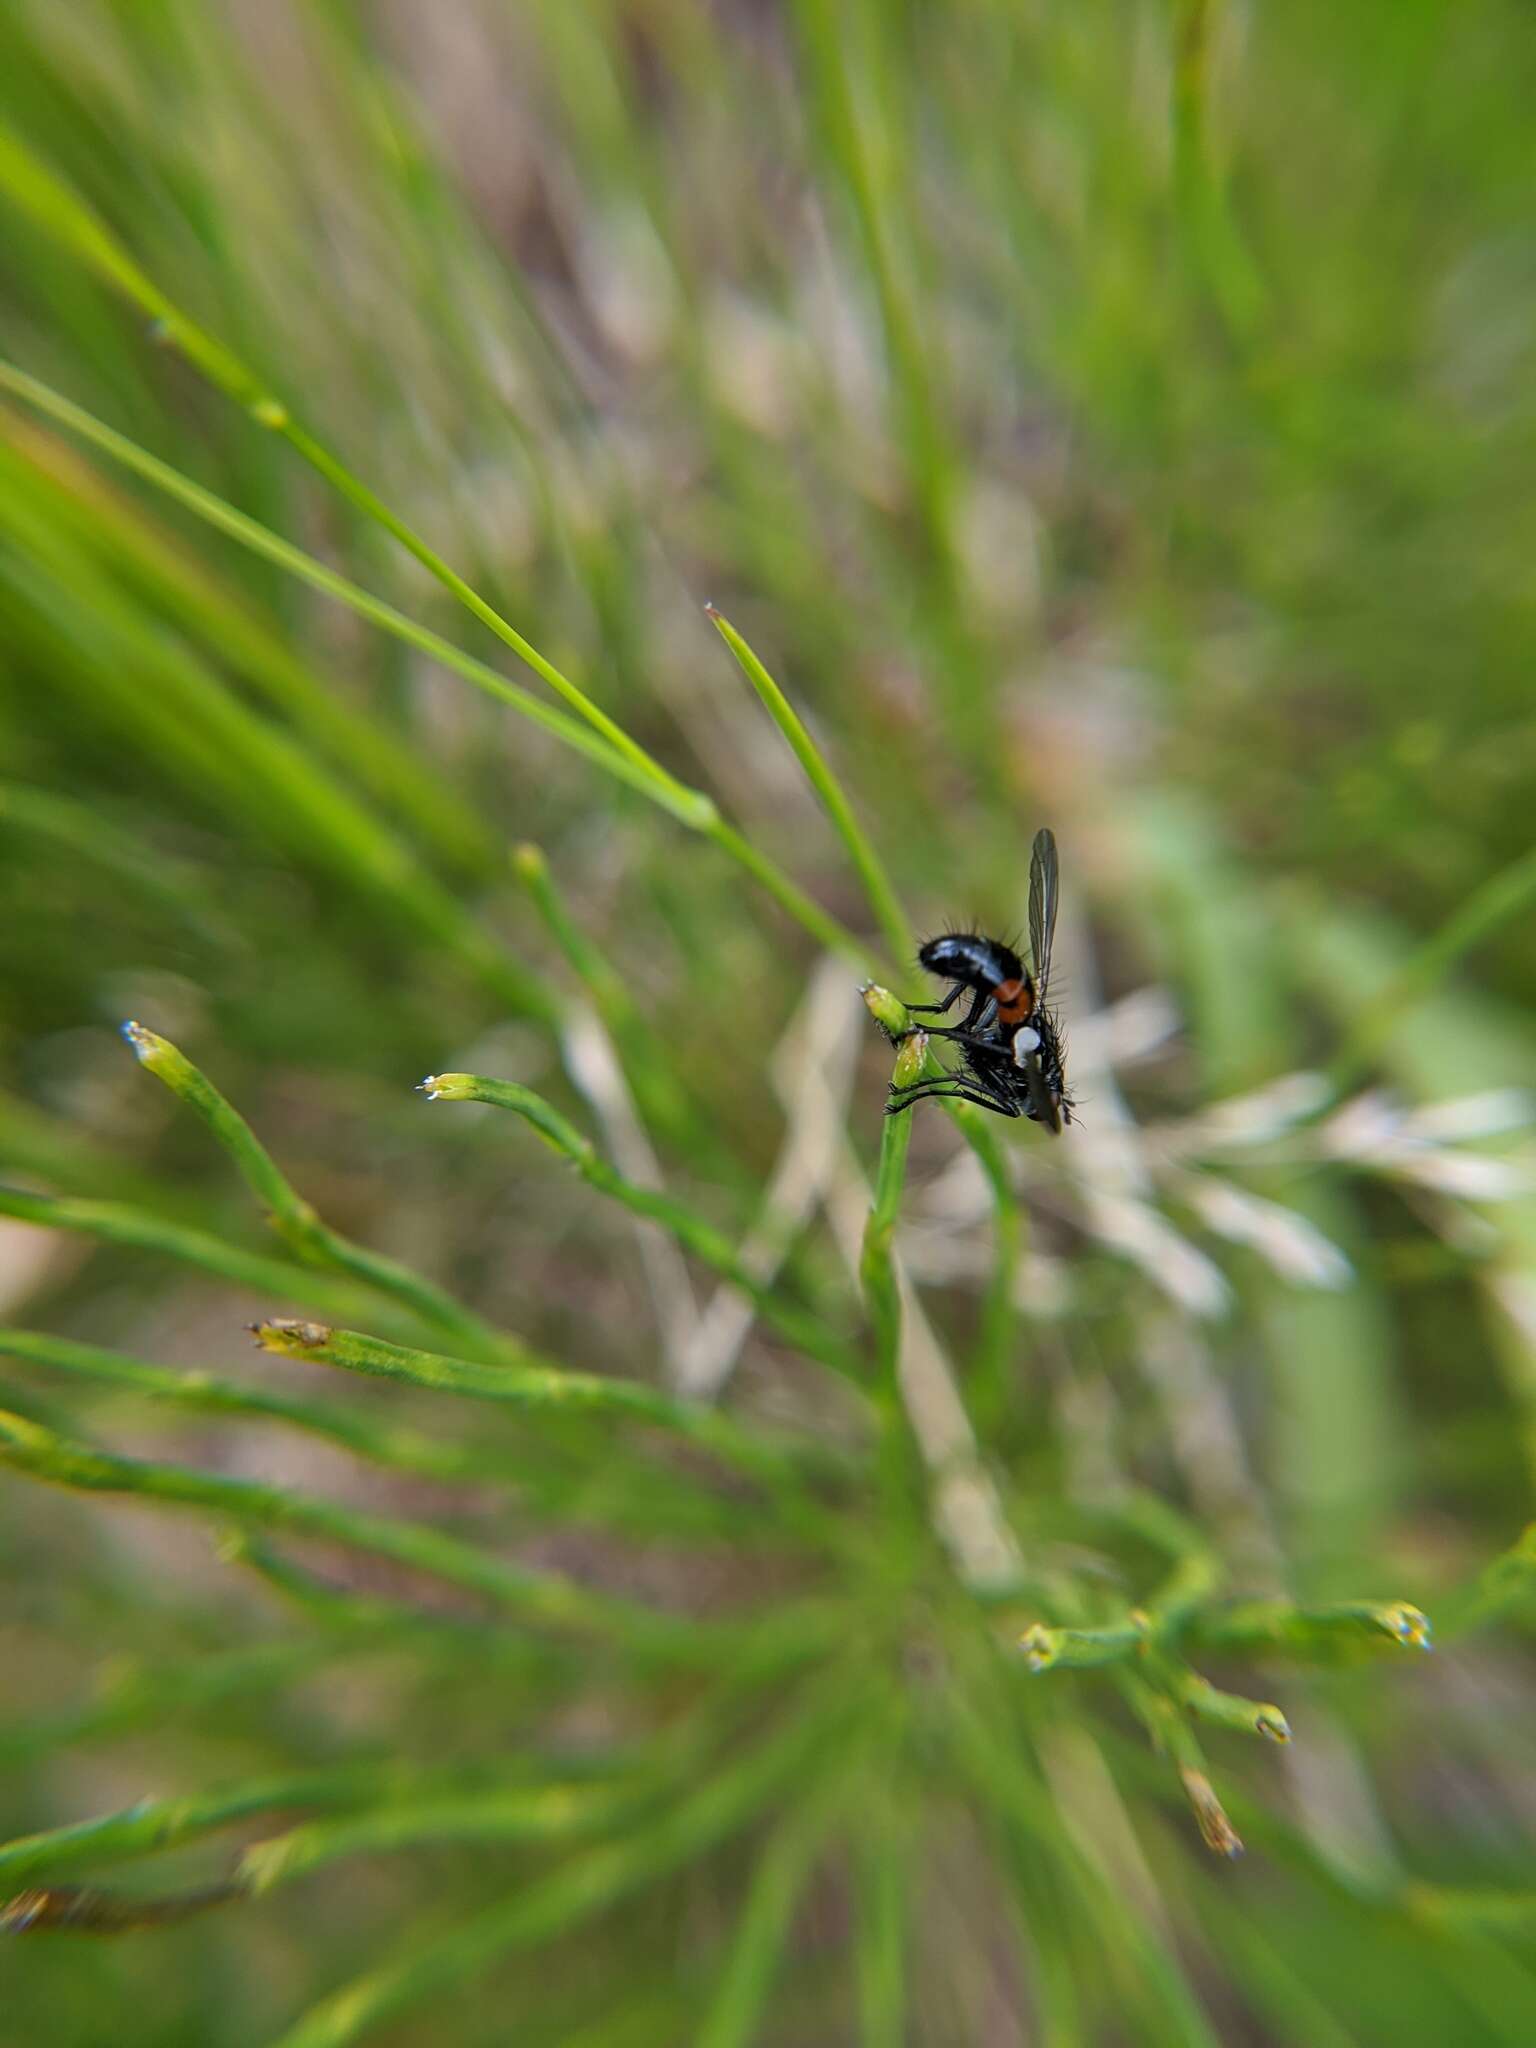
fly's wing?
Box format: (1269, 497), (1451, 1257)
(1027, 827), (1060, 996)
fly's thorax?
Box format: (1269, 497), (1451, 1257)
(991, 975), (1038, 1029)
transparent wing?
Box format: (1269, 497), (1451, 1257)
(1028, 827), (1060, 994)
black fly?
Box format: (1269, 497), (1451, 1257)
(885, 828), (1073, 1133)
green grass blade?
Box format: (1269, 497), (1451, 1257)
(0, 1185), (414, 1329)
(706, 606), (911, 968)
(851, 1819), (908, 2048)
(0, 1765), (394, 1887)
(696, 1794), (839, 2048)
(0, 1326), (511, 1485)
(120, 1024), (518, 1366)
(860, 1031), (924, 1386)
(268, 1689), (852, 2048)
(0, 360), (871, 964)
(249, 1317), (841, 1491)
(0, 1405), (692, 1650)
(0, 413), (495, 878)
(239, 1778), (636, 1896)
(0, 122), (696, 799)
(421, 1072), (865, 1385)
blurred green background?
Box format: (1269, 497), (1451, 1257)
(3, 1), (1536, 2042)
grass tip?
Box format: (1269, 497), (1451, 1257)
(862, 983), (911, 1039)
(417, 1072), (474, 1102)
(1017, 1623), (1057, 1674)
(251, 1317), (331, 1356)
(1180, 1768), (1244, 1857)
(1386, 1604), (1432, 1650)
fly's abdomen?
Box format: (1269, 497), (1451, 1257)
(918, 933), (1023, 994)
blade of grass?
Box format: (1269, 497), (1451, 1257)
(268, 1684), (856, 2048)
(0, 1764), (397, 1887)
(238, 1778), (644, 1897)
(1, 412), (496, 878)
(851, 1812), (908, 2048)
(1186, 1599), (1432, 1661)
(121, 1024), (518, 1367)
(1326, 838), (1536, 1097)
(706, 606), (912, 966)
(0, 1326), (508, 1485)
(0, 124), (690, 794)
(695, 1788), (841, 2048)
(0, 466), (551, 1021)
(1119, 1675), (1244, 1859)
(0, 1184), (424, 1331)
(0, 1405), (697, 1652)
(420, 1072), (864, 1385)
(0, 1327), (814, 1552)
(2, 1879), (243, 1933)
(859, 1028), (926, 1388)
(249, 1318), (847, 1492)
(0, 360), (869, 966)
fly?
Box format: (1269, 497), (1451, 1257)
(885, 827), (1073, 1132)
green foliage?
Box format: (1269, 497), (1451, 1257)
(2, 2), (1536, 2042)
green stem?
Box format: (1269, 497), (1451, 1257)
(239, 1778), (641, 1896)
(0, 1184), (410, 1329)
(421, 1073), (865, 1386)
(1326, 838), (1536, 1096)
(1187, 1598), (1432, 1660)
(0, 1327), (501, 1484)
(0, 359), (871, 967)
(268, 1688), (854, 2048)
(707, 606), (911, 969)
(0, 127), (686, 800)
(0, 1766), (396, 1886)
(1170, 1668), (1290, 1744)
(1119, 1674), (1244, 1858)
(121, 1024), (515, 1365)
(0, 1407), (695, 1651)
(250, 1319), (841, 1490)
(860, 1032), (923, 1389)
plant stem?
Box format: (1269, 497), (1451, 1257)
(0, 1185), (408, 1329)
(0, 1406), (696, 1651)
(0, 359), (873, 968)
(121, 1024), (516, 1365)
(707, 606), (911, 969)
(250, 1319), (842, 1490)
(421, 1072), (865, 1385)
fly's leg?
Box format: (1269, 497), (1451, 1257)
(885, 1083), (1022, 1118)
(904, 983), (966, 1017)
(904, 985), (988, 1030)
(915, 1021), (1030, 1056)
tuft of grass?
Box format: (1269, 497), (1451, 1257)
(2, 5), (1535, 2044)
